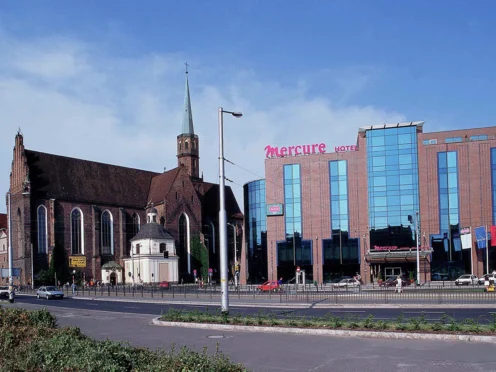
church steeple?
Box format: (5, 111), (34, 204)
(177, 63), (200, 179)
(182, 64), (195, 135)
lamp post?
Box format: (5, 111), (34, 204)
(218, 107), (242, 314)
(227, 223), (238, 287)
(408, 212), (420, 285)
(7, 191), (14, 303)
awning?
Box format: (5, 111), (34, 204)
(365, 249), (433, 263)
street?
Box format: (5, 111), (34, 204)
(4, 297), (496, 371)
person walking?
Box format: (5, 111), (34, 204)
(395, 275), (403, 293)
(71, 282), (77, 295)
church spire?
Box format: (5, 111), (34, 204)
(181, 62), (194, 135)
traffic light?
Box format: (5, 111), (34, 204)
(164, 251), (169, 259)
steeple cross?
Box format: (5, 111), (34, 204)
(185, 62), (189, 74)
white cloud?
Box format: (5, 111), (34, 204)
(0, 29), (405, 213)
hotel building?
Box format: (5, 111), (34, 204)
(243, 122), (496, 284)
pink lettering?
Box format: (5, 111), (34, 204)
(318, 143), (326, 153)
(312, 144), (318, 153)
(265, 145), (280, 158)
(302, 145), (311, 155)
(295, 145), (302, 155)
(280, 147), (288, 157)
(288, 146), (295, 156)
(339, 146), (345, 151)
(350, 145), (356, 151)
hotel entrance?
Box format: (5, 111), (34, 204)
(384, 267), (402, 280)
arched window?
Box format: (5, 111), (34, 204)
(101, 210), (113, 255)
(179, 142), (182, 150)
(71, 208), (83, 254)
(17, 208), (22, 258)
(185, 141), (189, 150)
(178, 213), (191, 274)
(37, 205), (47, 254)
(132, 213), (140, 237)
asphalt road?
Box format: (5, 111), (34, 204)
(5, 300), (496, 372)
(12, 295), (496, 323)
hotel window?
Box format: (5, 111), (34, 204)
(436, 151), (460, 262)
(445, 137), (462, 143)
(470, 135), (488, 141)
(366, 126), (420, 248)
(37, 205), (47, 254)
(283, 164), (302, 238)
(101, 210), (113, 255)
(422, 139), (437, 145)
(71, 208), (83, 255)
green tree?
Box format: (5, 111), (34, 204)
(49, 244), (70, 285)
(190, 235), (209, 280)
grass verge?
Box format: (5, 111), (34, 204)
(0, 307), (247, 371)
(159, 308), (496, 335)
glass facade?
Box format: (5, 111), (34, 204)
(431, 151), (468, 279)
(323, 160), (359, 282)
(277, 164), (312, 280)
(367, 126), (420, 248)
(243, 180), (268, 283)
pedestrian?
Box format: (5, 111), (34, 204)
(395, 275), (403, 293)
(277, 277), (283, 285)
(484, 275), (490, 291)
(71, 282), (77, 295)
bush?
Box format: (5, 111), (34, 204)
(0, 308), (246, 372)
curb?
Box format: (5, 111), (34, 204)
(151, 317), (496, 343)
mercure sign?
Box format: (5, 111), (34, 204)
(265, 143), (357, 158)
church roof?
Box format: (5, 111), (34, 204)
(25, 150), (159, 208)
(147, 168), (181, 203)
(201, 182), (243, 219)
(181, 74), (194, 135)
(130, 222), (174, 242)
(0, 214), (6, 229)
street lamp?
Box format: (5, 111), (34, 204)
(7, 191), (14, 303)
(227, 223), (238, 287)
(408, 212), (420, 285)
(219, 107), (242, 314)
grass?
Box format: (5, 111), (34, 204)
(159, 308), (496, 336)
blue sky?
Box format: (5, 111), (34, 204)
(0, 1), (495, 213)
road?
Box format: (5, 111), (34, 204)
(5, 299), (496, 372)
(12, 295), (496, 323)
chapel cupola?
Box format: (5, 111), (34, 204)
(146, 205), (158, 223)
(177, 64), (200, 179)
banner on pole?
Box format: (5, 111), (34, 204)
(491, 226), (496, 247)
(0, 268), (21, 278)
(474, 226), (487, 249)
(460, 227), (472, 250)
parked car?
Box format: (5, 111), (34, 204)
(0, 286), (9, 298)
(454, 274), (478, 286)
(379, 276), (411, 287)
(257, 281), (281, 292)
(37, 286), (64, 300)
(431, 273), (449, 281)
(333, 278), (360, 288)
(158, 281), (170, 289)
(478, 274), (496, 285)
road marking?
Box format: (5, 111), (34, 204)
(403, 311), (445, 314)
(328, 310), (366, 313)
(124, 306), (140, 309)
(86, 303), (98, 306)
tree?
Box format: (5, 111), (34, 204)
(49, 244), (70, 285)
(190, 235), (209, 280)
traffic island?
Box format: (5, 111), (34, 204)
(153, 308), (496, 343)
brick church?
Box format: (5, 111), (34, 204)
(6, 72), (242, 285)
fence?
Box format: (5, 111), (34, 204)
(18, 282), (496, 305)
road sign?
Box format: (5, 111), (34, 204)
(296, 266), (300, 273)
(69, 256), (87, 268)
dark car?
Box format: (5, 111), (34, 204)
(379, 276), (411, 287)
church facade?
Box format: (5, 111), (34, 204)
(6, 73), (242, 285)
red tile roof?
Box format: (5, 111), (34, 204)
(147, 168), (181, 203)
(26, 150), (159, 208)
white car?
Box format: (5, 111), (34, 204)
(454, 274), (478, 286)
(478, 273), (496, 285)
(333, 278), (360, 288)
(37, 286), (64, 299)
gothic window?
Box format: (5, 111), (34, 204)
(101, 210), (113, 255)
(132, 213), (140, 237)
(179, 142), (182, 150)
(178, 214), (189, 273)
(160, 243), (166, 253)
(136, 243), (140, 255)
(71, 208), (83, 254)
(16, 208), (22, 258)
(185, 141), (189, 150)
(37, 205), (47, 254)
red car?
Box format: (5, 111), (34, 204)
(159, 281), (170, 289)
(257, 281), (281, 292)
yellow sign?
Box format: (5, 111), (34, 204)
(69, 256), (87, 268)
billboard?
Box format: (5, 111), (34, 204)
(266, 203), (284, 216)
(69, 256), (87, 268)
